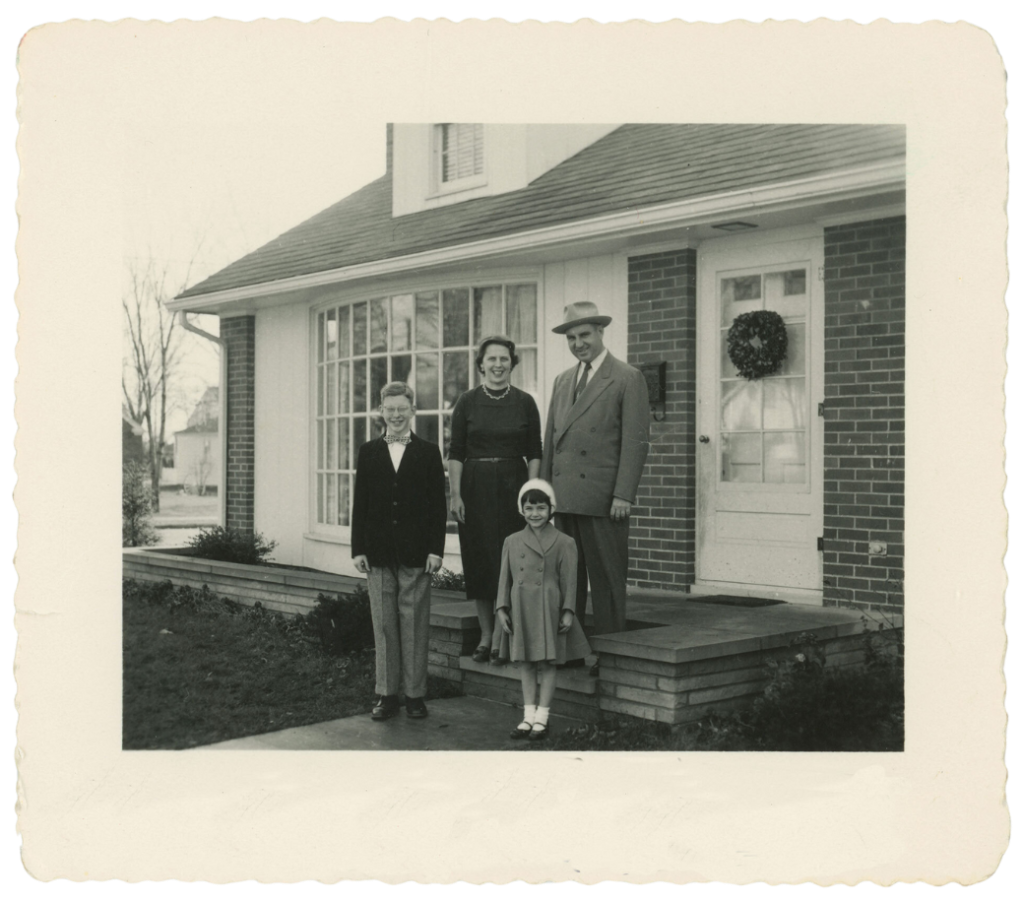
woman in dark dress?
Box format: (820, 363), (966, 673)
(448, 336), (542, 663)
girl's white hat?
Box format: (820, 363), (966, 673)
(518, 478), (557, 515)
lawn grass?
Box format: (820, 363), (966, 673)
(122, 579), (458, 749)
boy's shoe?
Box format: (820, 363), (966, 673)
(405, 697), (429, 719)
(371, 695), (400, 720)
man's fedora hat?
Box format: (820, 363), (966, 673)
(552, 301), (613, 334)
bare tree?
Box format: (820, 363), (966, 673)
(122, 245), (203, 511)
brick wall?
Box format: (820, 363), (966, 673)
(822, 216), (905, 613)
(222, 316), (256, 535)
(626, 249), (697, 592)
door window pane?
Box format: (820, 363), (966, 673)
(721, 381), (762, 431)
(764, 378), (806, 430)
(777, 322), (805, 376)
(764, 432), (806, 484)
(721, 433), (762, 483)
(721, 275), (761, 325)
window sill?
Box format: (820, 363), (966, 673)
(427, 175), (488, 199)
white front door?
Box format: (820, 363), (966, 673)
(696, 233), (824, 602)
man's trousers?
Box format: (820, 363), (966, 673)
(555, 512), (630, 636)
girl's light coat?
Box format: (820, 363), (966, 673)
(495, 523), (592, 664)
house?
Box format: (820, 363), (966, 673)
(169, 123), (905, 615)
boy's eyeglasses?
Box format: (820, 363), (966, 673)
(381, 406), (413, 415)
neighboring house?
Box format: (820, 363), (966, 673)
(172, 421), (219, 494)
(187, 386), (219, 429)
(122, 406), (145, 468)
(169, 123), (905, 613)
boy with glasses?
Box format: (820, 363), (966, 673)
(352, 382), (447, 720)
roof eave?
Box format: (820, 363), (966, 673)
(167, 159), (905, 315)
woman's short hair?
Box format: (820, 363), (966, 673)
(475, 335), (519, 375)
(520, 488), (551, 508)
(379, 381), (415, 406)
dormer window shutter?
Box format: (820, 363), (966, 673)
(438, 123), (484, 183)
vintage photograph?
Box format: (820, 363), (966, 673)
(122, 121), (907, 753)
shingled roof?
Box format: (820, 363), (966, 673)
(179, 123), (905, 300)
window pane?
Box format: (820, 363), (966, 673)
(337, 305), (351, 359)
(353, 302), (367, 355)
(721, 433), (762, 483)
(507, 284), (537, 343)
(326, 416), (336, 469)
(443, 289), (469, 347)
(326, 362), (336, 415)
(392, 294), (413, 352)
(417, 413), (439, 447)
(353, 417), (366, 453)
(416, 292), (439, 349)
(511, 348), (537, 394)
(443, 351), (469, 409)
(326, 308), (337, 360)
(317, 473), (323, 523)
(416, 353), (439, 410)
(337, 474), (350, 526)
(370, 298), (388, 353)
(777, 322), (806, 376)
(353, 359), (367, 412)
(442, 414), (453, 461)
(316, 419), (323, 469)
(721, 275), (762, 325)
(392, 354), (412, 385)
(317, 366), (324, 416)
(370, 357), (388, 408)
(765, 270), (808, 319)
(765, 432), (806, 484)
(317, 312), (324, 364)
(337, 418), (350, 470)
(764, 378), (807, 429)
(337, 361), (350, 414)
(326, 474), (337, 524)
(473, 286), (503, 346)
(371, 416), (385, 439)
(719, 332), (739, 379)
(721, 380), (762, 431)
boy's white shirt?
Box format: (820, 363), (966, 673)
(386, 430), (411, 470)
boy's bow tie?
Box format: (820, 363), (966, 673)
(384, 434), (411, 445)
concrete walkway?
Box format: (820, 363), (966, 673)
(198, 696), (582, 751)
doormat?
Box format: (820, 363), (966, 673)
(689, 595), (786, 608)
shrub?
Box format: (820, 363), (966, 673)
(300, 588), (375, 656)
(122, 462), (158, 547)
(187, 526), (277, 565)
(431, 567), (466, 591)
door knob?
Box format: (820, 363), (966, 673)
(699, 435), (710, 443)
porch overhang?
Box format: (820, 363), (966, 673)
(167, 160), (905, 317)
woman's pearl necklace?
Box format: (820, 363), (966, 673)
(481, 382), (511, 401)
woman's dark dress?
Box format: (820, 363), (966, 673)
(448, 385), (543, 604)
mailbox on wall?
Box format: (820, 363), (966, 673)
(639, 361), (667, 421)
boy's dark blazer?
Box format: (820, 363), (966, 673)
(351, 433), (448, 569)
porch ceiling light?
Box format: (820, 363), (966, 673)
(711, 220), (759, 231)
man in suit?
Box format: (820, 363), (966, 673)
(352, 382), (447, 720)
(541, 302), (651, 674)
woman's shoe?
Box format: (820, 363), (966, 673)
(509, 721), (533, 740)
(471, 645), (489, 663)
(528, 723), (549, 741)
(490, 648), (506, 665)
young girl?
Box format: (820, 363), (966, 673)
(495, 479), (592, 740)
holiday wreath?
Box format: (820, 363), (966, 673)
(726, 310), (788, 380)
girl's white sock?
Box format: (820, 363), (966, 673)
(518, 704), (537, 729)
(534, 706), (550, 727)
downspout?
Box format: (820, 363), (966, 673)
(179, 312), (228, 529)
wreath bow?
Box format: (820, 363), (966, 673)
(726, 310), (788, 380)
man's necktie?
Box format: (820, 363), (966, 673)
(573, 363), (592, 404)
(384, 434), (411, 445)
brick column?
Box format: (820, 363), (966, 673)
(221, 316), (255, 535)
(627, 249), (697, 592)
(822, 217), (905, 613)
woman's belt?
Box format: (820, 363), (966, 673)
(466, 457), (521, 462)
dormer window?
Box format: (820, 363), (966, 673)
(433, 123), (486, 194)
